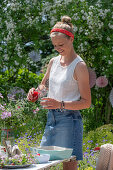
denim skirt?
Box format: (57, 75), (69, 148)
(40, 109), (83, 160)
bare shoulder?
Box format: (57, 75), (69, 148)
(76, 61), (88, 73)
(48, 57), (55, 68)
(74, 61), (89, 80)
(76, 61), (87, 69)
(45, 57), (56, 76)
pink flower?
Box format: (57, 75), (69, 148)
(33, 107), (39, 114)
(96, 76), (108, 88)
(88, 67), (97, 88)
(36, 107), (39, 112)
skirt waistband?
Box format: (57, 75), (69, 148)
(49, 109), (70, 112)
(48, 109), (82, 119)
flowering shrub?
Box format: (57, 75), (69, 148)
(0, 91), (47, 134)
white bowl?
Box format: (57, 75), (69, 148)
(34, 154), (50, 163)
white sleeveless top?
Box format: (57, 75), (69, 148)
(48, 55), (84, 101)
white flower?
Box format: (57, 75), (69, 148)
(84, 12), (88, 17)
(50, 16), (56, 26)
(108, 60), (112, 64)
(85, 31), (89, 35)
(98, 34), (102, 40)
(84, 41), (88, 45)
(4, 54), (9, 61)
(89, 6), (94, 10)
(14, 61), (19, 66)
(79, 27), (83, 33)
(108, 23), (113, 29)
(103, 56), (107, 59)
(82, 16), (86, 20)
(0, 47), (3, 51)
(91, 55), (95, 60)
(88, 12), (93, 16)
(88, 25), (92, 29)
(81, 10), (84, 14)
(107, 37), (111, 41)
(73, 26), (78, 32)
(13, 68), (17, 72)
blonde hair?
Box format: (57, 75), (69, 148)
(50, 16), (74, 39)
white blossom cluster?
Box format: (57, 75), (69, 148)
(4, 17), (15, 42)
(0, 0), (112, 76)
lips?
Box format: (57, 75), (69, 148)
(59, 50), (64, 54)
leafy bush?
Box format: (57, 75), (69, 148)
(0, 68), (44, 97)
(0, 92), (47, 137)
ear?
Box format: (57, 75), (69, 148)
(70, 37), (74, 43)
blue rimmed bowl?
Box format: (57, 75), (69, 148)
(30, 146), (73, 161)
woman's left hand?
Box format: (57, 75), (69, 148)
(40, 98), (61, 109)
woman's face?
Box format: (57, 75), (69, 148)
(51, 34), (73, 56)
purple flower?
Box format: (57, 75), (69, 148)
(84, 152), (88, 155)
(0, 104), (5, 111)
(0, 93), (3, 98)
(88, 140), (93, 143)
(1, 111), (11, 119)
(7, 112), (11, 117)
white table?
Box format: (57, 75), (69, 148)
(1, 156), (76, 170)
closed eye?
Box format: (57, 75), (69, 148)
(53, 44), (64, 48)
(59, 44), (64, 46)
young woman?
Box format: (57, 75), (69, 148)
(27, 16), (91, 170)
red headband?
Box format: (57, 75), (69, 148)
(50, 28), (74, 39)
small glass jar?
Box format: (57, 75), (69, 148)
(1, 129), (15, 146)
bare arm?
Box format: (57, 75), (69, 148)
(63, 61), (91, 110)
(27, 58), (54, 101)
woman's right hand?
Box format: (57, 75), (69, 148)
(27, 88), (36, 101)
(36, 84), (47, 98)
